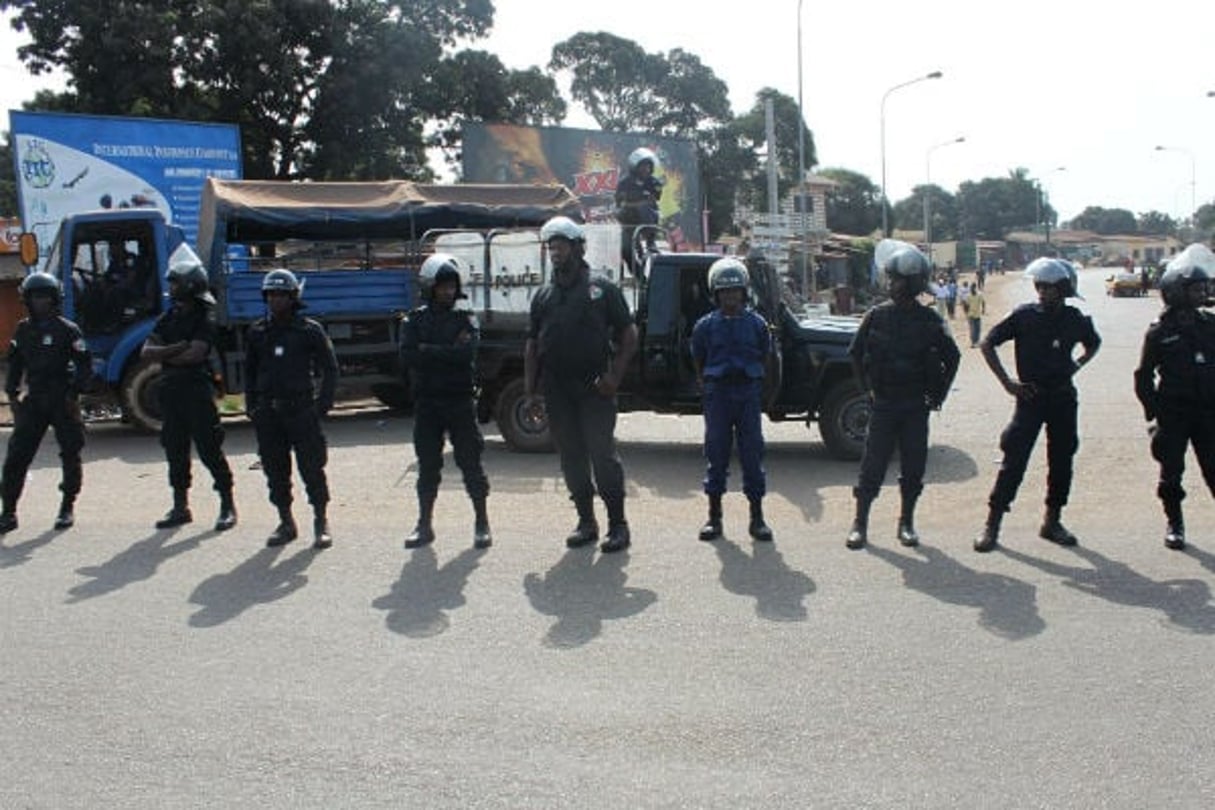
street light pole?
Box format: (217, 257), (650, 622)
(1154, 145), (1197, 222)
(880, 70), (943, 237)
(1037, 166), (1066, 250)
(796, 0), (813, 298)
(923, 136), (965, 268)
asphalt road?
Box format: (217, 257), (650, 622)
(2, 269), (1214, 808)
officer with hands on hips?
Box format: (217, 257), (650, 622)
(0, 272), (93, 532)
(141, 245), (237, 532)
(975, 257), (1101, 552)
(1133, 243), (1215, 550)
(690, 257), (774, 542)
(524, 216), (638, 554)
(399, 253), (492, 550)
(244, 269), (339, 549)
(846, 241), (960, 550)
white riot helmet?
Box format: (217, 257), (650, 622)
(627, 147), (659, 173)
(1159, 243), (1215, 308)
(540, 216), (585, 245)
(874, 239), (930, 296)
(1025, 257), (1081, 299)
(418, 253), (468, 301)
(707, 257), (750, 297)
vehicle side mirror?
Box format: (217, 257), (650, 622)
(18, 232), (39, 267)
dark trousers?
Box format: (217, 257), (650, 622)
(253, 405), (328, 510)
(1, 394), (84, 507)
(702, 379), (765, 500)
(854, 398), (929, 503)
(989, 388), (1078, 512)
(159, 377), (233, 494)
(1151, 404), (1215, 505)
(413, 396), (488, 501)
(543, 379), (625, 509)
(968, 318), (982, 347)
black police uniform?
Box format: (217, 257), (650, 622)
(529, 262), (632, 529)
(2, 314), (92, 524)
(400, 301), (489, 533)
(615, 171), (662, 274)
(245, 312), (338, 523)
(150, 302), (234, 502)
(984, 302), (1101, 516)
(849, 300), (960, 535)
(1134, 307), (1215, 536)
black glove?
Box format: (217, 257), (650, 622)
(315, 400), (333, 418)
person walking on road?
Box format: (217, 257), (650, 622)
(846, 241), (960, 550)
(524, 216), (638, 554)
(1133, 244), (1215, 551)
(963, 281), (986, 348)
(0, 273), (93, 532)
(690, 257), (774, 543)
(399, 253), (492, 550)
(244, 269), (339, 549)
(974, 258), (1101, 552)
(140, 246), (237, 532)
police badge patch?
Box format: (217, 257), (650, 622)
(589, 285), (603, 301)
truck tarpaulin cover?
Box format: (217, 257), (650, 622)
(196, 178), (582, 266)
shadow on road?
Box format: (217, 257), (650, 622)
(371, 546), (485, 638)
(867, 543), (1046, 641)
(711, 538), (815, 621)
(66, 528), (215, 603)
(187, 545), (315, 628)
(0, 529), (59, 569)
(1182, 543), (1215, 578)
(1002, 544), (1215, 635)
(524, 548), (656, 649)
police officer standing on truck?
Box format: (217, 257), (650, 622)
(615, 147), (663, 276)
(245, 269), (339, 549)
(691, 257), (774, 542)
(524, 216), (638, 553)
(1133, 244), (1215, 550)
(400, 253), (491, 550)
(141, 246), (237, 532)
(974, 257), (1101, 552)
(0, 273), (93, 532)
(846, 242), (960, 550)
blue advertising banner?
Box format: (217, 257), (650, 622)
(9, 110), (242, 256)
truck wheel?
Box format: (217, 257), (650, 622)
(121, 360), (164, 433)
(819, 379), (869, 461)
(495, 378), (552, 453)
(371, 382), (412, 412)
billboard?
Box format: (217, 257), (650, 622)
(9, 110), (242, 257)
(462, 122), (702, 249)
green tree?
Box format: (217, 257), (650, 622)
(1069, 206), (1138, 235)
(818, 167), (880, 236)
(956, 169), (1043, 239)
(731, 88), (817, 208)
(892, 184), (959, 240)
(1194, 201), (1215, 237)
(699, 121), (758, 241)
(1135, 210), (1177, 236)
(0, 134), (15, 216)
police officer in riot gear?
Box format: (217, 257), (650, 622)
(846, 242), (960, 550)
(141, 245), (237, 532)
(0, 273), (93, 532)
(975, 257), (1101, 552)
(1133, 244), (1215, 550)
(691, 257), (774, 542)
(245, 269), (339, 549)
(524, 216), (639, 553)
(400, 253), (491, 550)
(615, 146), (664, 275)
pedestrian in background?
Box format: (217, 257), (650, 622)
(524, 216), (638, 554)
(0, 273), (92, 532)
(975, 258), (1101, 552)
(1133, 244), (1215, 550)
(400, 253), (492, 550)
(963, 281), (986, 348)
(244, 269), (339, 549)
(690, 257), (774, 543)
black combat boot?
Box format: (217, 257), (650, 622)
(0, 496), (18, 534)
(54, 494), (76, 530)
(565, 499), (599, 548)
(267, 507), (298, 547)
(698, 494), (723, 541)
(1163, 501), (1185, 551)
(600, 497), (630, 553)
(748, 497), (773, 542)
(897, 494), (920, 547)
(974, 508), (1003, 553)
(472, 497), (492, 549)
(313, 506), (332, 550)
(155, 490), (192, 529)
(1039, 506), (1078, 546)
(846, 498), (872, 550)
(405, 496), (436, 549)
(214, 490), (237, 532)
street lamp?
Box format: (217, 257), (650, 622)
(880, 70), (943, 236)
(1154, 145), (1196, 222)
(922, 136), (965, 267)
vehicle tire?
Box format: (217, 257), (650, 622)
(819, 378), (869, 461)
(494, 377), (552, 453)
(121, 359), (165, 433)
(371, 382), (412, 412)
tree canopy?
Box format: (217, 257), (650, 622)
(1069, 206), (1139, 236)
(818, 167), (881, 236)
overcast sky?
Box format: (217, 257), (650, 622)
(4, 1), (1213, 223)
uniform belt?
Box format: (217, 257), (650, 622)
(705, 371), (755, 384)
(268, 394), (313, 411)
